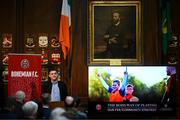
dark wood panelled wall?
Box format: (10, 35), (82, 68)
(0, 0), (179, 118)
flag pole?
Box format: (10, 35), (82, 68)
(125, 66), (127, 73)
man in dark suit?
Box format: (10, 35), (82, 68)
(104, 10), (131, 58)
(42, 68), (67, 101)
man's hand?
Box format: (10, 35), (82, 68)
(104, 35), (110, 39)
(97, 72), (101, 78)
(124, 71), (128, 75)
(109, 37), (118, 44)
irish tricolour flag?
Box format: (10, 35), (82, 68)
(59, 0), (71, 60)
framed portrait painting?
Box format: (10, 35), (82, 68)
(88, 1), (143, 65)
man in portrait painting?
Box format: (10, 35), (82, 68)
(94, 9), (136, 59)
(104, 10), (134, 58)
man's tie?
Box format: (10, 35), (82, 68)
(51, 83), (60, 101)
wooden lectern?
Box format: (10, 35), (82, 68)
(49, 101), (65, 109)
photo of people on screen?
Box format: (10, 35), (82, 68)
(97, 71), (128, 102)
(89, 66), (175, 106)
(123, 84), (139, 102)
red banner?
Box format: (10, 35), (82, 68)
(8, 54), (42, 102)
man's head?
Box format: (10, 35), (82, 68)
(49, 69), (58, 82)
(64, 96), (74, 108)
(74, 96), (81, 108)
(15, 90), (25, 103)
(41, 93), (51, 105)
(126, 84), (134, 95)
(112, 11), (121, 24)
(22, 101), (38, 119)
(50, 107), (66, 120)
(112, 80), (120, 91)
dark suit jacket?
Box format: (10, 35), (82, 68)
(42, 81), (68, 101)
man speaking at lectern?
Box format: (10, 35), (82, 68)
(43, 68), (68, 102)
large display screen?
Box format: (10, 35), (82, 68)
(88, 66), (176, 118)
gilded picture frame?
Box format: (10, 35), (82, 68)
(88, 1), (143, 65)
